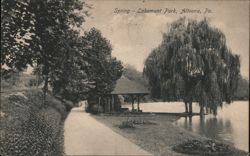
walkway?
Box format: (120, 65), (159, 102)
(64, 106), (151, 155)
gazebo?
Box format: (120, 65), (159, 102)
(101, 76), (149, 113)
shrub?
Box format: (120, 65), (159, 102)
(119, 121), (135, 129)
(172, 139), (246, 156)
(91, 104), (104, 114)
(128, 119), (157, 125)
(28, 77), (43, 87)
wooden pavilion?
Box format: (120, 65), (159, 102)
(101, 76), (149, 113)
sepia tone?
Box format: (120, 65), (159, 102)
(1, 0), (249, 156)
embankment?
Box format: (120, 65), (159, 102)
(0, 90), (72, 156)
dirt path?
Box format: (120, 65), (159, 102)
(64, 106), (151, 155)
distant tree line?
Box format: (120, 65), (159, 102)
(143, 18), (241, 116)
(1, 0), (123, 106)
(234, 76), (249, 100)
(122, 64), (148, 88)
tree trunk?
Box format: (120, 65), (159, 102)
(36, 74), (39, 88)
(43, 75), (49, 104)
(111, 95), (114, 112)
(206, 107), (209, 114)
(107, 97), (110, 112)
(185, 101), (188, 113)
(98, 97), (101, 113)
(200, 104), (204, 117)
(188, 102), (193, 114)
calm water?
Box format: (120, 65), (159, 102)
(124, 101), (249, 152)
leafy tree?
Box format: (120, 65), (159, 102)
(82, 28), (123, 95)
(1, 0), (89, 100)
(143, 49), (165, 99)
(2, 1), (122, 109)
(48, 30), (94, 103)
(143, 18), (240, 116)
(82, 28), (123, 109)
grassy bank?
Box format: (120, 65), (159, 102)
(0, 90), (72, 156)
(93, 114), (247, 156)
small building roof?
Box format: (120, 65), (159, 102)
(111, 76), (149, 95)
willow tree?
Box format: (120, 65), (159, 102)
(143, 18), (240, 116)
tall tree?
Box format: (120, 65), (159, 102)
(1, 0), (90, 100)
(82, 28), (123, 95)
(143, 18), (240, 115)
(48, 30), (95, 103)
(82, 28), (123, 109)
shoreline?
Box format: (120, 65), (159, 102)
(92, 113), (247, 156)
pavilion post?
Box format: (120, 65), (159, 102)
(111, 95), (114, 112)
(107, 96), (110, 112)
(98, 97), (101, 113)
(137, 95), (140, 111)
(131, 95), (134, 111)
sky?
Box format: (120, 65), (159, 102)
(83, 0), (249, 79)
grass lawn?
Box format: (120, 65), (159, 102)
(93, 114), (247, 156)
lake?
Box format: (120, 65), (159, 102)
(124, 101), (249, 152)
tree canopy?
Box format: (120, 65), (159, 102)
(1, 1), (123, 105)
(1, 0), (89, 98)
(82, 28), (123, 95)
(143, 18), (240, 115)
(1, 0), (87, 70)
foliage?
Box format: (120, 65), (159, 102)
(0, 71), (38, 90)
(49, 28), (123, 105)
(1, 0), (87, 70)
(83, 28), (123, 96)
(48, 30), (93, 103)
(0, 91), (68, 156)
(123, 64), (148, 88)
(1, 1), (123, 106)
(0, 69), (21, 89)
(173, 139), (246, 155)
(91, 104), (104, 114)
(143, 18), (240, 114)
(81, 28), (123, 111)
(1, 0), (35, 70)
(119, 121), (135, 129)
(1, 0), (89, 100)
(234, 77), (249, 100)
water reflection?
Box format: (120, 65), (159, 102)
(179, 116), (234, 144)
(125, 101), (249, 152)
(176, 107), (248, 152)
(182, 116), (193, 131)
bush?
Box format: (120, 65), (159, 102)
(62, 100), (74, 113)
(128, 119), (156, 125)
(28, 76), (43, 87)
(119, 121), (135, 129)
(172, 139), (246, 156)
(91, 104), (104, 114)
